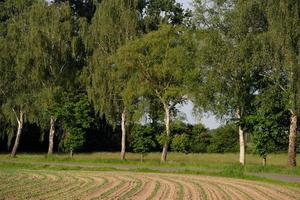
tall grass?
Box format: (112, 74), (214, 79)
(0, 152), (299, 176)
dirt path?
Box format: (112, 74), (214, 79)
(250, 173), (300, 183)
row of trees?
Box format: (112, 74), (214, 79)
(0, 0), (299, 166)
(191, 0), (299, 167)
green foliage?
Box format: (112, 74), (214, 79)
(171, 121), (192, 135)
(130, 124), (156, 154)
(207, 124), (238, 153)
(84, 0), (139, 126)
(170, 133), (190, 153)
(246, 85), (289, 158)
(156, 132), (169, 147)
(61, 93), (94, 153)
(193, 0), (268, 120)
(0, 0), (40, 125)
(115, 25), (196, 106)
(266, 0), (300, 115)
(190, 123), (210, 153)
(0, 0), (299, 160)
(142, 0), (190, 32)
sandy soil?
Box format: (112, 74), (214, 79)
(0, 171), (299, 200)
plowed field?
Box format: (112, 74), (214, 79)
(0, 170), (299, 200)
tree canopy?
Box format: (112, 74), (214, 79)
(0, 0), (298, 166)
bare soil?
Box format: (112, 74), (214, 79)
(0, 170), (299, 200)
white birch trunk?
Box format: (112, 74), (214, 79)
(47, 116), (56, 155)
(120, 108), (126, 160)
(236, 108), (246, 165)
(288, 113), (297, 167)
(11, 110), (24, 157)
(161, 103), (170, 163)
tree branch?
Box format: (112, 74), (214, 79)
(12, 108), (20, 124)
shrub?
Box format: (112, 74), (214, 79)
(130, 124), (156, 161)
(171, 133), (190, 153)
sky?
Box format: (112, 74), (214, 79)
(177, 0), (193, 9)
(177, 101), (221, 129)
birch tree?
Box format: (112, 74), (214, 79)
(83, 0), (138, 160)
(25, 1), (78, 155)
(194, 0), (268, 165)
(0, 0), (39, 157)
(265, 0), (300, 167)
(114, 25), (197, 162)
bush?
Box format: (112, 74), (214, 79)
(171, 133), (190, 153)
(130, 124), (156, 157)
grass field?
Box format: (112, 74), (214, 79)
(0, 152), (299, 199)
(0, 152), (299, 175)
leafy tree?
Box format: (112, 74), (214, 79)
(190, 123), (210, 153)
(171, 133), (190, 153)
(265, 0), (300, 167)
(23, 1), (78, 155)
(130, 124), (156, 161)
(0, 0), (40, 157)
(114, 25), (197, 162)
(83, 0), (139, 160)
(194, 0), (268, 165)
(169, 121), (192, 153)
(60, 93), (94, 157)
(246, 66), (290, 166)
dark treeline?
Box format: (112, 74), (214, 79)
(0, 0), (299, 167)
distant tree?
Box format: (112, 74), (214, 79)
(130, 124), (155, 162)
(166, 121), (192, 153)
(114, 25), (197, 162)
(171, 133), (190, 153)
(207, 124), (239, 153)
(190, 123), (210, 153)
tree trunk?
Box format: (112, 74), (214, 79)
(11, 110), (24, 157)
(236, 108), (246, 166)
(47, 116), (56, 155)
(70, 149), (73, 158)
(161, 103), (170, 163)
(288, 113), (297, 167)
(120, 108), (126, 160)
(262, 156), (267, 167)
